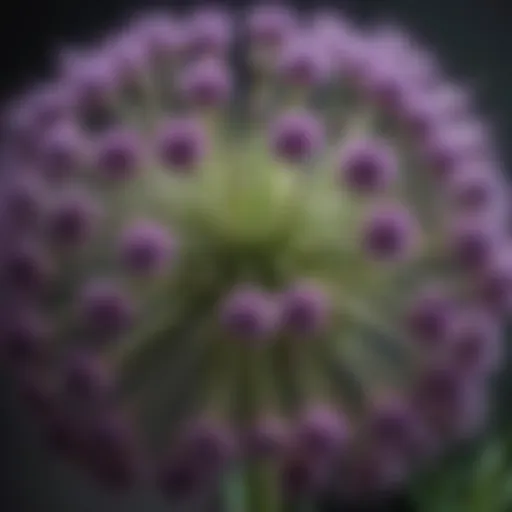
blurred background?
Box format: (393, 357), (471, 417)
(0, 0), (511, 510)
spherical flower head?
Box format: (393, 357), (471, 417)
(337, 137), (398, 194)
(219, 285), (278, 343)
(269, 110), (325, 163)
(119, 219), (176, 276)
(94, 128), (143, 181)
(155, 117), (208, 172)
(0, 5), (509, 506)
(78, 279), (135, 338)
(361, 203), (419, 262)
(279, 281), (331, 338)
(179, 57), (232, 108)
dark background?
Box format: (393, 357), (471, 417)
(1, 0), (511, 510)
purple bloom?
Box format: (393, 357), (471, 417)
(94, 128), (143, 181)
(155, 117), (208, 172)
(185, 7), (232, 57)
(337, 137), (398, 194)
(247, 4), (297, 48)
(79, 279), (135, 338)
(361, 203), (419, 261)
(179, 57), (232, 108)
(119, 219), (176, 275)
(269, 110), (324, 163)
(219, 285), (278, 343)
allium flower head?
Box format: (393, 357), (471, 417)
(1, 4), (510, 508)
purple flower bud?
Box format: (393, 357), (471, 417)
(279, 282), (331, 337)
(1, 241), (53, 295)
(361, 204), (418, 261)
(446, 308), (502, 376)
(46, 190), (100, 248)
(79, 279), (135, 338)
(0, 174), (47, 230)
(269, 110), (324, 163)
(178, 416), (237, 472)
(337, 137), (398, 194)
(0, 307), (51, 366)
(94, 128), (143, 181)
(83, 412), (143, 489)
(247, 4), (297, 48)
(185, 7), (232, 57)
(449, 217), (499, 271)
(61, 349), (114, 404)
(158, 455), (205, 501)
(119, 219), (176, 275)
(281, 451), (330, 495)
(155, 117), (208, 172)
(179, 57), (232, 108)
(63, 51), (119, 110)
(406, 285), (455, 348)
(38, 122), (89, 181)
(445, 164), (505, 217)
(476, 247), (512, 315)
(130, 12), (184, 62)
(219, 285), (278, 343)
(366, 396), (425, 457)
(294, 404), (349, 461)
(413, 365), (487, 438)
(277, 35), (331, 87)
(245, 414), (290, 458)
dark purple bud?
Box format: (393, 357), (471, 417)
(119, 219), (176, 275)
(179, 57), (232, 108)
(281, 451), (330, 495)
(269, 110), (324, 163)
(61, 349), (115, 404)
(185, 7), (232, 57)
(94, 128), (143, 181)
(83, 412), (143, 489)
(0, 307), (51, 366)
(46, 190), (100, 248)
(1, 241), (53, 295)
(476, 247), (512, 315)
(130, 12), (184, 62)
(247, 4), (297, 48)
(361, 204), (418, 261)
(63, 51), (119, 110)
(158, 454), (205, 502)
(337, 137), (398, 194)
(449, 217), (499, 271)
(155, 117), (208, 172)
(245, 414), (290, 458)
(277, 35), (331, 87)
(447, 308), (502, 376)
(38, 122), (89, 181)
(0, 174), (47, 230)
(294, 404), (349, 462)
(406, 285), (455, 348)
(79, 279), (135, 338)
(179, 416), (237, 472)
(279, 282), (331, 337)
(413, 365), (487, 439)
(219, 285), (278, 343)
